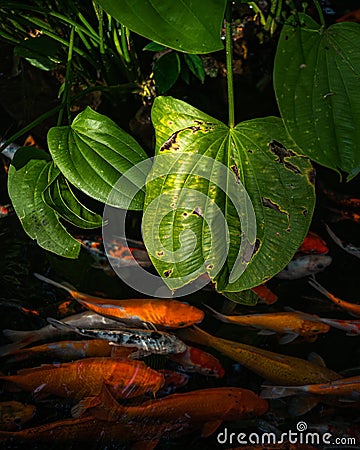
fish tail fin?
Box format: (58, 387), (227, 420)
(203, 304), (230, 323)
(34, 273), (72, 295)
(308, 278), (332, 300)
(71, 396), (100, 419)
(72, 383), (125, 421)
(260, 385), (302, 399)
(2, 328), (37, 344)
(0, 340), (31, 357)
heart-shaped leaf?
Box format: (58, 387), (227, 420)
(95, 0), (226, 54)
(143, 97), (315, 294)
(47, 107), (149, 209)
(43, 163), (103, 229)
(8, 148), (80, 258)
(274, 14), (360, 180)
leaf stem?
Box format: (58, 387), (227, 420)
(225, 2), (235, 128)
(58, 25), (75, 126)
(0, 104), (62, 153)
(312, 0), (325, 28)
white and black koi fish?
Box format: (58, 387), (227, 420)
(47, 318), (187, 357)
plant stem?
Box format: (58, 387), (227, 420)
(312, 0), (325, 28)
(0, 104), (62, 153)
(225, 2), (235, 128)
(57, 25), (75, 126)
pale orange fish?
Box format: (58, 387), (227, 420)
(177, 326), (341, 385)
(309, 278), (360, 317)
(204, 305), (329, 344)
(35, 273), (204, 328)
(2, 339), (114, 365)
(0, 311), (130, 357)
(0, 357), (164, 400)
(261, 375), (360, 400)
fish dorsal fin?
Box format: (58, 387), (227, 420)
(17, 363), (64, 375)
(308, 352), (326, 367)
(201, 420), (223, 438)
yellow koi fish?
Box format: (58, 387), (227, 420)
(177, 326), (340, 385)
(204, 305), (329, 344)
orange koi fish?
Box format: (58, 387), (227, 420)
(261, 375), (360, 400)
(204, 305), (329, 344)
(177, 327), (340, 385)
(0, 416), (185, 448)
(0, 357), (164, 400)
(35, 273), (204, 328)
(0, 401), (36, 431)
(326, 206), (360, 224)
(309, 278), (360, 317)
(2, 339), (114, 365)
(337, 9), (360, 23)
(0, 204), (14, 218)
(325, 224), (360, 259)
(297, 231), (329, 255)
(251, 284), (278, 305)
(72, 385), (268, 438)
(169, 344), (225, 378)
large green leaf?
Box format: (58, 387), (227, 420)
(144, 97), (315, 294)
(274, 14), (360, 180)
(95, 0), (226, 54)
(8, 148), (80, 258)
(43, 163), (103, 229)
(47, 107), (149, 209)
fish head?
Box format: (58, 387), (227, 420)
(227, 388), (269, 418)
(187, 346), (225, 378)
(301, 320), (330, 336)
(165, 301), (204, 328)
(307, 255), (332, 274)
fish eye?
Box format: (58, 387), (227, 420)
(317, 263), (324, 269)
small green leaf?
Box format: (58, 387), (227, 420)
(184, 53), (205, 83)
(153, 52), (181, 94)
(14, 35), (61, 71)
(8, 148), (80, 258)
(43, 163), (103, 229)
(95, 0), (226, 53)
(144, 97), (315, 296)
(274, 14), (360, 180)
(143, 42), (167, 52)
(47, 107), (149, 209)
